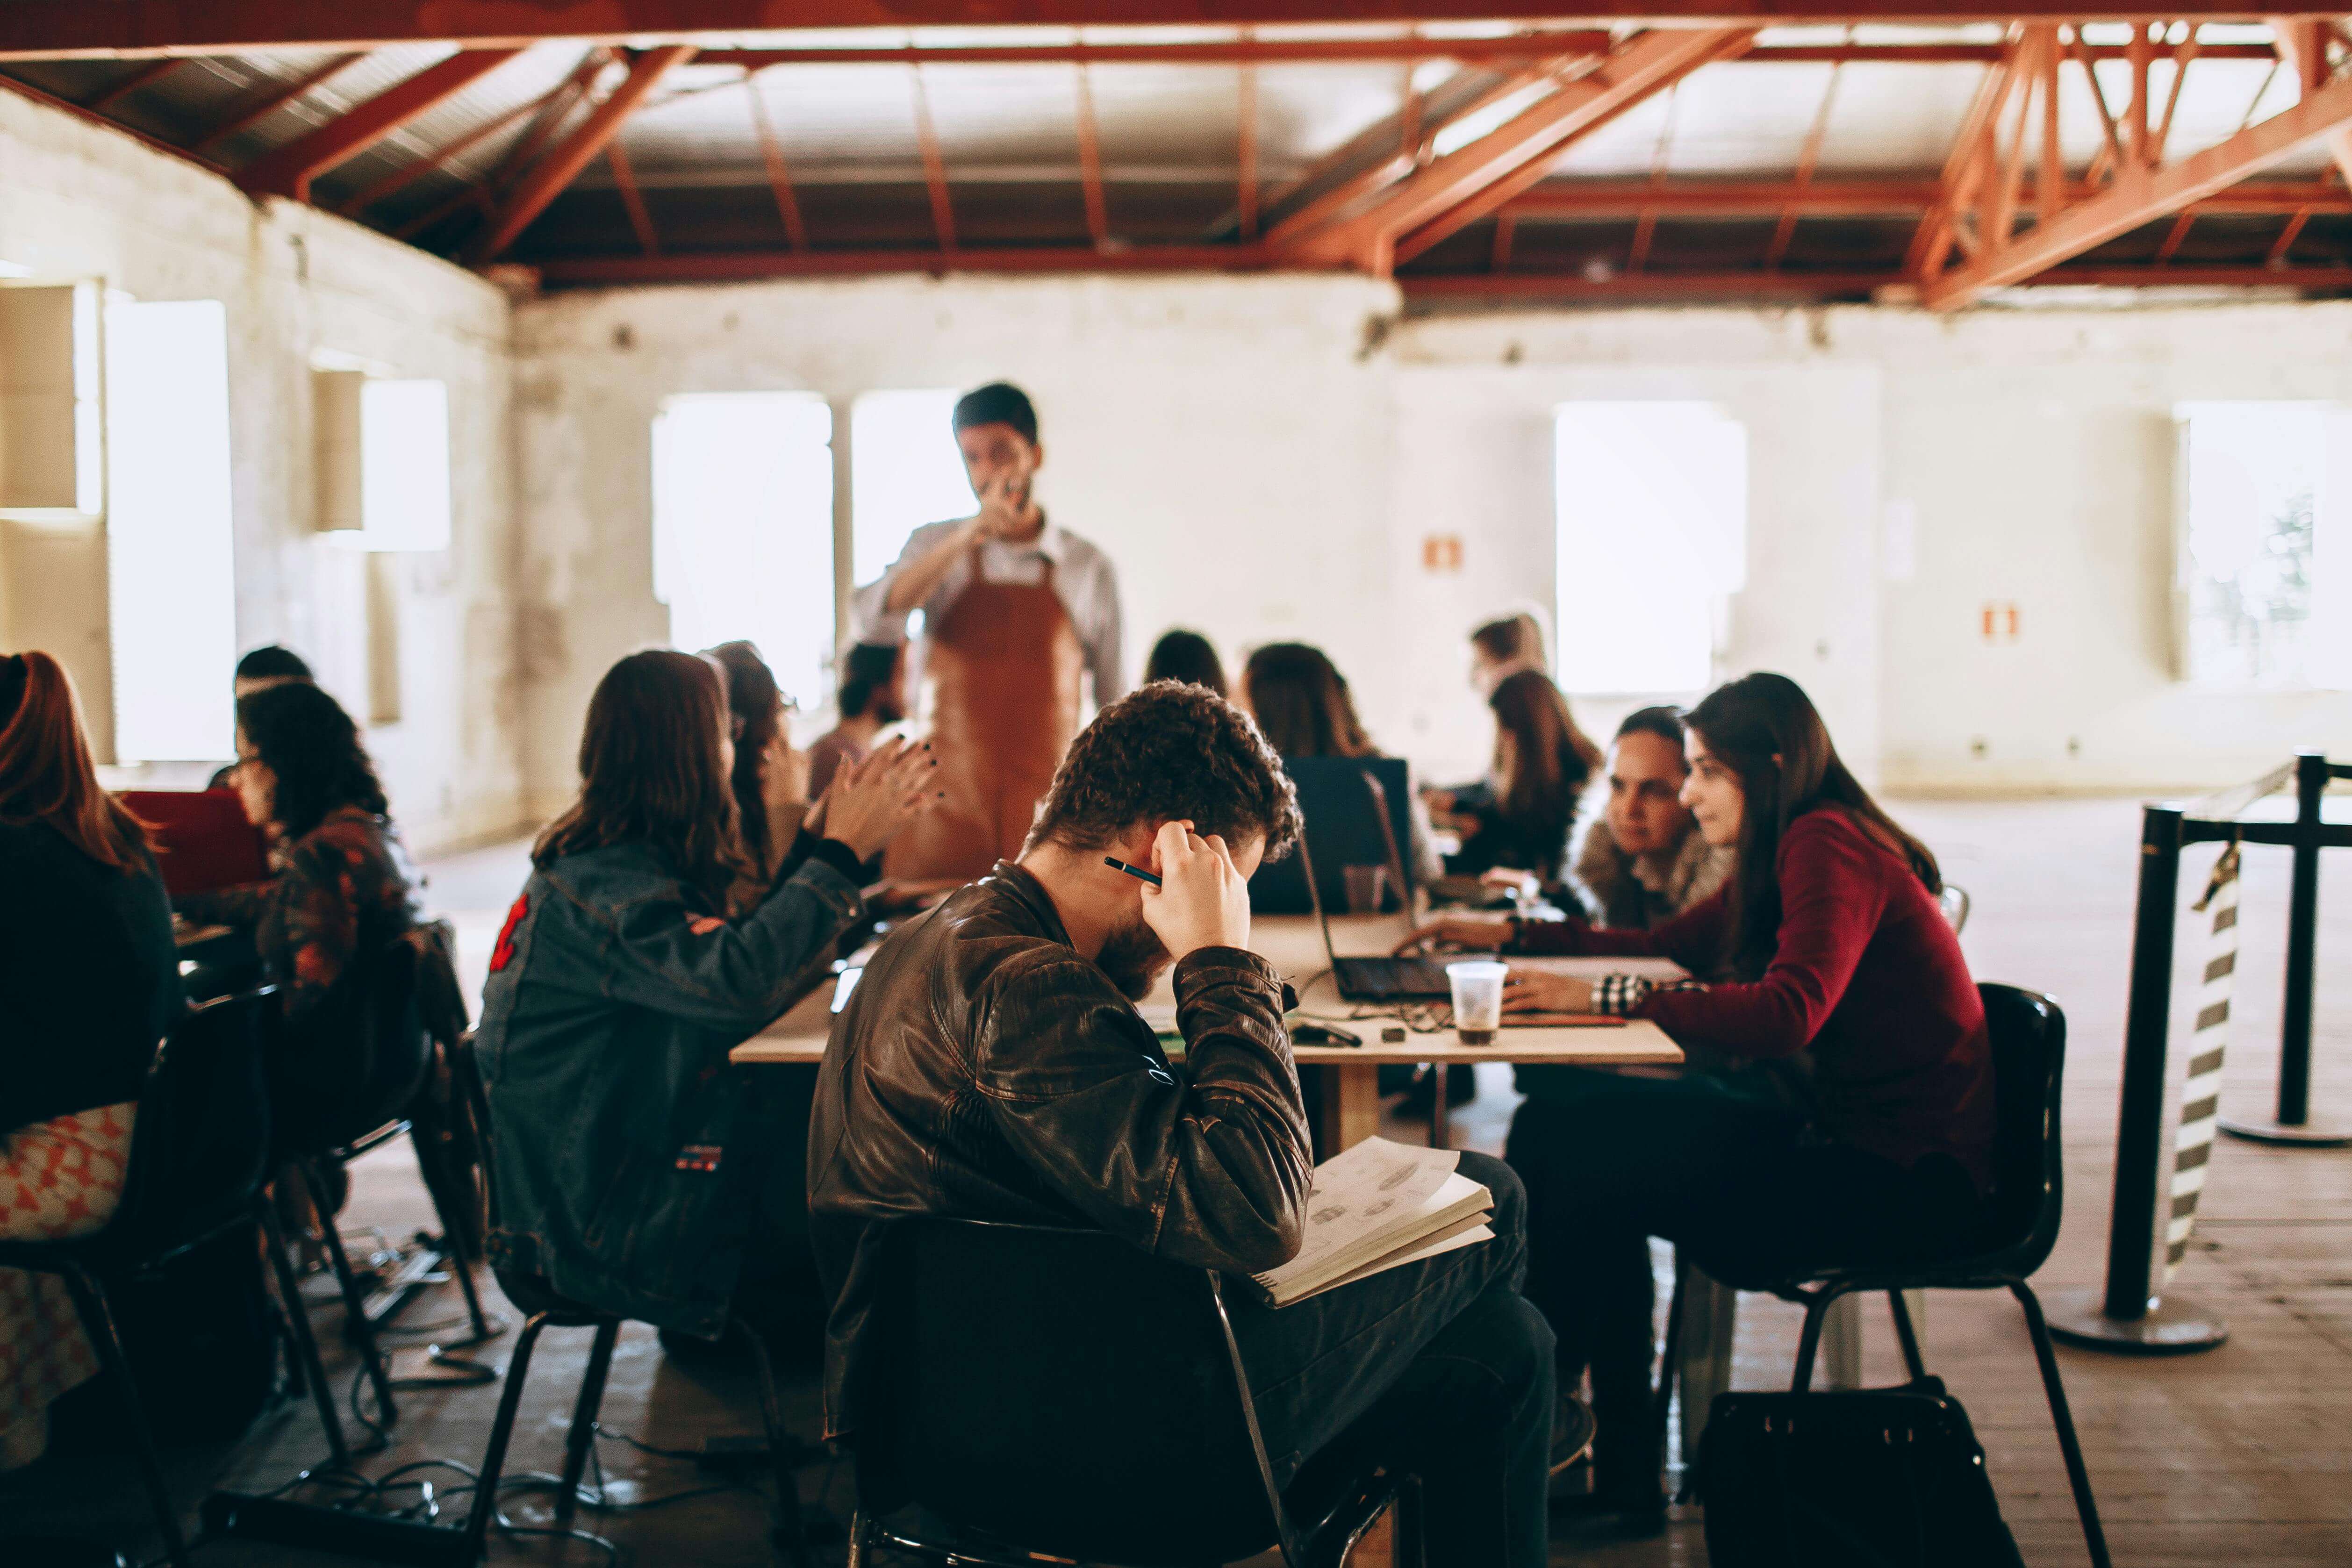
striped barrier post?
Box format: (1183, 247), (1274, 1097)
(2166, 844), (2238, 1284)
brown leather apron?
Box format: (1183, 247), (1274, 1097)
(884, 550), (1084, 882)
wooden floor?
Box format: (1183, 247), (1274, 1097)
(5, 797), (2348, 1566)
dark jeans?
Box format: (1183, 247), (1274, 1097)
(1506, 1069), (1983, 1508)
(1226, 1152), (1554, 1568)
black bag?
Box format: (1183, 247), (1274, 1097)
(49, 1225), (280, 1448)
(1698, 1377), (2026, 1568)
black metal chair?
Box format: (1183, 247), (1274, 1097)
(276, 931), (495, 1432)
(448, 1036), (812, 1566)
(845, 1217), (1410, 1568)
(1657, 983), (2110, 1568)
(0, 988), (301, 1568)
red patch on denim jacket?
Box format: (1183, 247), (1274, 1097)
(489, 893), (529, 973)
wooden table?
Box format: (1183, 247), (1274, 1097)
(730, 913), (1681, 1151)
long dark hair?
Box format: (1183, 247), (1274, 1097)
(536, 650), (747, 902)
(706, 640), (785, 872)
(1492, 669), (1601, 814)
(1144, 630), (1227, 697)
(0, 651), (155, 873)
(1241, 643), (1372, 759)
(1687, 672), (1939, 978)
(238, 681), (388, 842)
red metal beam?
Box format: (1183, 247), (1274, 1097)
(745, 75), (809, 251)
(531, 244), (1272, 286)
(1494, 177), (2348, 217)
(466, 45), (693, 263)
(1386, 28), (1758, 268)
(86, 57), (185, 110)
(235, 48), (522, 200)
(1922, 59), (2352, 308)
(704, 33), (1615, 70)
(2270, 15), (2352, 189)
(1074, 64), (1109, 250)
(189, 51), (365, 155)
(335, 91), (541, 215)
(1236, 61), (1259, 240)
(1402, 262), (2352, 301)
(607, 138), (660, 256)
(908, 64), (957, 256)
(692, 39), (2280, 69)
(0, 6), (2324, 62)
(1767, 55), (1843, 266)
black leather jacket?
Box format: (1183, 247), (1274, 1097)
(808, 862), (1310, 1439)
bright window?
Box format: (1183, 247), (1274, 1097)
(104, 300), (236, 763)
(2177, 401), (2352, 689)
(851, 389), (976, 587)
(1554, 402), (1748, 695)
(651, 392), (835, 704)
(360, 379), (452, 551)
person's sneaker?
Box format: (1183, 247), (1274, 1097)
(1549, 1393), (1598, 1481)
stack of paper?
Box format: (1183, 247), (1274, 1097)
(1249, 1137), (1495, 1308)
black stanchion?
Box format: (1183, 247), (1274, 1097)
(2047, 803), (2229, 1354)
(2219, 751), (2352, 1146)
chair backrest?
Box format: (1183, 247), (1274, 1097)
(283, 932), (437, 1153)
(1250, 755), (1414, 915)
(1939, 883), (1972, 934)
(94, 987), (277, 1270)
(858, 1218), (1287, 1566)
(1976, 983), (2066, 1272)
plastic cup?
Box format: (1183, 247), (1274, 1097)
(1448, 960), (1508, 1045)
(1343, 864), (1388, 914)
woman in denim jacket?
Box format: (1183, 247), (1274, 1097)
(475, 650), (936, 1339)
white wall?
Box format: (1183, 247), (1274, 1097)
(512, 274), (1407, 815)
(0, 88), (525, 852)
(517, 272), (2352, 804)
(1405, 302), (2352, 792)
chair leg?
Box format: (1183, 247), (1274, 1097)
(734, 1321), (814, 1567)
(1788, 1288), (1840, 1393)
(1391, 1474), (1426, 1568)
(1653, 1258), (1688, 1492)
(299, 1158), (398, 1426)
(844, 1509), (872, 1568)
(255, 1197), (351, 1467)
(405, 1125), (494, 1342)
(59, 1265), (191, 1568)
(1888, 1289), (1929, 1383)
(2010, 1282), (2113, 1568)
(554, 1319), (621, 1526)
(463, 1312), (550, 1561)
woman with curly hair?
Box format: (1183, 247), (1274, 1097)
(178, 680), (422, 1038)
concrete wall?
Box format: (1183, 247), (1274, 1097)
(516, 272), (2352, 802)
(0, 88), (525, 852)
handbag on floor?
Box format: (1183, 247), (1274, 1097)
(1696, 1376), (2026, 1568)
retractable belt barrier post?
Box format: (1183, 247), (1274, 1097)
(2218, 751), (2352, 1146)
(2050, 753), (2352, 1356)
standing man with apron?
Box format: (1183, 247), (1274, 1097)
(853, 383), (1126, 882)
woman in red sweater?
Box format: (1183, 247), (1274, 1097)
(1414, 673), (1993, 1530)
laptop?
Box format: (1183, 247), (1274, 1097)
(120, 789), (270, 896)
(1297, 831), (1497, 1002)
(1249, 756), (1416, 916)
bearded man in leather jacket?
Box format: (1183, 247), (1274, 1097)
(810, 680), (1555, 1568)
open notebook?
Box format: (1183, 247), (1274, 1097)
(1248, 1137), (1494, 1309)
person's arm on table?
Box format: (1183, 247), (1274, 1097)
(974, 824), (1311, 1275)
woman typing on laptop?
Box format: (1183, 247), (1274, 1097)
(1401, 673), (1993, 1533)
